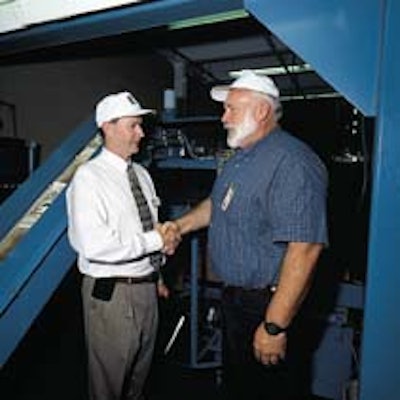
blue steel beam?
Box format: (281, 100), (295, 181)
(359, 1), (400, 399)
(0, 117), (97, 241)
(245, 0), (382, 116)
(0, 193), (71, 316)
(0, 195), (76, 366)
(0, 118), (97, 365)
(0, 0), (244, 58)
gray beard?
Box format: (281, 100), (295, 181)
(226, 114), (257, 148)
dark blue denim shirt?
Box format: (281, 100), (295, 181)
(208, 128), (328, 289)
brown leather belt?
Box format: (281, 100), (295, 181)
(115, 271), (159, 284)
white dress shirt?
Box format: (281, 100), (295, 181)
(66, 147), (163, 278)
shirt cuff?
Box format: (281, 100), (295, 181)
(143, 230), (163, 253)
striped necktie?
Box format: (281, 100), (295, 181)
(127, 162), (162, 269)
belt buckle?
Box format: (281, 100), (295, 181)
(268, 284), (277, 293)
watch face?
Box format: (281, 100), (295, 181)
(264, 322), (285, 335)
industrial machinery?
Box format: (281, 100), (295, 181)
(0, 137), (40, 203)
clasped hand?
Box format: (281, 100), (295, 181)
(156, 221), (181, 255)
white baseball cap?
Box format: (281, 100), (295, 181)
(95, 91), (155, 128)
(210, 69), (280, 102)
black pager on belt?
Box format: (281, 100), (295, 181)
(92, 278), (116, 301)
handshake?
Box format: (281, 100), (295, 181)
(156, 221), (182, 255)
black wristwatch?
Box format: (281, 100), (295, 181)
(263, 321), (287, 336)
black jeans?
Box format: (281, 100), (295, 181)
(220, 286), (312, 400)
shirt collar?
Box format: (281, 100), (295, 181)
(101, 147), (129, 173)
(239, 127), (280, 156)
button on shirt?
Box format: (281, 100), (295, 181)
(209, 128), (328, 289)
(66, 148), (163, 278)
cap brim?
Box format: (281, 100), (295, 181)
(96, 109), (156, 127)
(210, 85), (230, 102)
(132, 109), (156, 116)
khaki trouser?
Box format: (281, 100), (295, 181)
(81, 275), (158, 400)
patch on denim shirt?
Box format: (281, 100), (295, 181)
(221, 183), (235, 211)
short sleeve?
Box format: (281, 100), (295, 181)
(270, 154), (328, 244)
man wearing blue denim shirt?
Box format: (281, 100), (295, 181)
(172, 70), (328, 399)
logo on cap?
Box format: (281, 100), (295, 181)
(127, 93), (138, 106)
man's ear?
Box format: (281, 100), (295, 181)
(102, 120), (116, 133)
(101, 121), (109, 130)
(256, 100), (272, 122)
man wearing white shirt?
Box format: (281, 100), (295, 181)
(66, 91), (179, 400)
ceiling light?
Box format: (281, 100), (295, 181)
(169, 9), (249, 30)
(281, 92), (340, 101)
(229, 64), (313, 77)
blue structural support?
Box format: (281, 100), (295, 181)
(359, 1), (400, 399)
(0, 198), (76, 366)
(0, 0), (244, 58)
(0, 118), (98, 366)
(245, 0), (382, 116)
